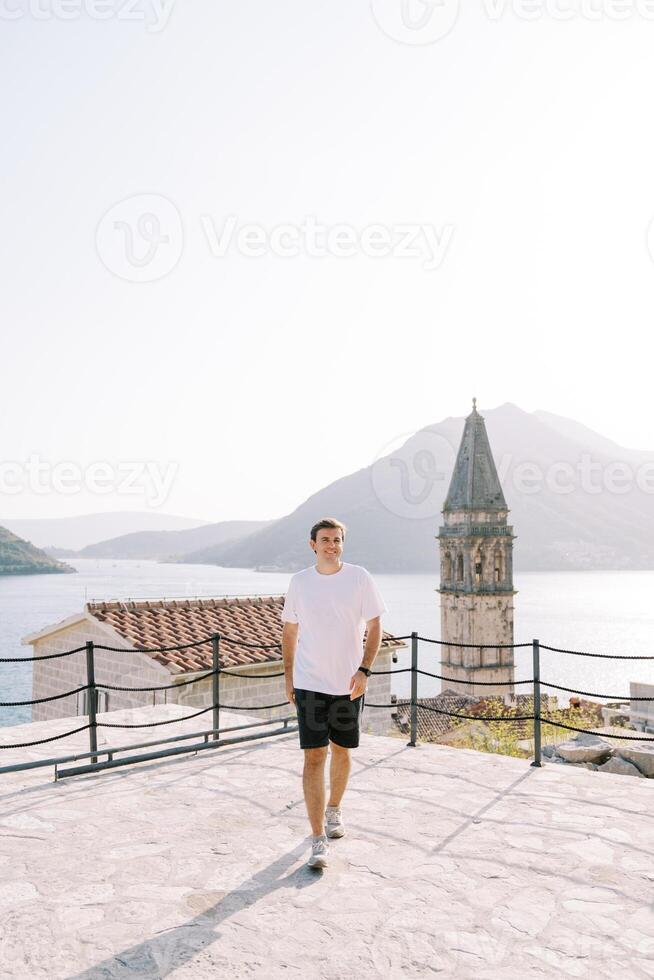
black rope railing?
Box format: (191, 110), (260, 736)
(3, 629), (654, 773)
(0, 723), (91, 750)
(98, 671), (217, 693)
(0, 646), (87, 664)
(367, 700), (535, 723)
(219, 668), (286, 679)
(413, 704), (535, 723)
(2, 631), (415, 664)
(541, 718), (654, 742)
(541, 681), (654, 701)
(418, 636), (533, 649)
(540, 643), (654, 660)
(95, 637), (213, 655)
(97, 699), (293, 730)
(0, 685), (89, 708)
(416, 668), (533, 687)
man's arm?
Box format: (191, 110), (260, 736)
(282, 621), (299, 704)
(361, 617), (382, 670)
(349, 616), (382, 699)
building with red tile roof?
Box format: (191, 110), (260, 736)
(23, 596), (405, 736)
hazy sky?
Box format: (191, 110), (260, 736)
(2, 1), (653, 523)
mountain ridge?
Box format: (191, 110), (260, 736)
(180, 403), (654, 572)
(0, 511), (209, 551)
(0, 526), (74, 577)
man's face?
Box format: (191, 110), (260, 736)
(311, 529), (344, 561)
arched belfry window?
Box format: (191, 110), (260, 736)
(456, 553), (464, 583)
(494, 549), (503, 583)
(474, 550), (483, 585)
(443, 552), (452, 582)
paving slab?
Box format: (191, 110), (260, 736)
(0, 705), (653, 979)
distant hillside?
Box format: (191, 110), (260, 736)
(0, 511), (207, 551)
(189, 403), (654, 573)
(0, 527), (75, 576)
(172, 521), (275, 564)
(43, 546), (77, 559)
(78, 520), (273, 560)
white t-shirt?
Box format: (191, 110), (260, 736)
(281, 561), (388, 696)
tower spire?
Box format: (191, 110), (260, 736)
(443, 400), (506, 512)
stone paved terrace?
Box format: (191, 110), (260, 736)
(1, 705), (654, 979)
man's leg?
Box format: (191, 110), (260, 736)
(303, 746), (329, 836)
(327, 741), (351, 807)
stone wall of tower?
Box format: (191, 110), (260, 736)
(440, 593), (515, 697)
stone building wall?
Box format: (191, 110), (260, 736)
(630, 682), (654, 733)
(30, 621), (170, 722)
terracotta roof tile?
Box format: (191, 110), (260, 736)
(87, 595), (403, 674)
(393, 690), (479, 740)
(393, 692), (562, 741)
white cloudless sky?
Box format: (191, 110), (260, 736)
(2, 0), (654, 522)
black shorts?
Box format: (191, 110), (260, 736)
(294, 688), (365, 749)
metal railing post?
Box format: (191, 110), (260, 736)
(531, 638), (542, 768)
(85, 640), (98, 764)
(212, 635), (220, 741)
(407, 631), (419, 747)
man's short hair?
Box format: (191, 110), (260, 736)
(310, 518), (347, 542)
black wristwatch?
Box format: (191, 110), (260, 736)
(357, 666), (371, 677)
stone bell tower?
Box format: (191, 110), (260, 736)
(437, 400), (516, 697)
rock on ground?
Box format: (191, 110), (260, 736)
(598, 755), (644, 777)
(617, 742), (654, 777)
(555, 733), (612, 765)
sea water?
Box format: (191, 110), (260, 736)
(0, 560), (652, 726)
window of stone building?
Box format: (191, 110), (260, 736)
(443, 552), (452, 581)
(456, 553), (464, 582)
(494, 550), (503, 583)
(79, 689), (108, 716)
(474, 551), (483, 584)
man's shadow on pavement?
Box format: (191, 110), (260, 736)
(68, 838), (322, 980)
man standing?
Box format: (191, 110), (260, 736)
(281, 517), (388, 870)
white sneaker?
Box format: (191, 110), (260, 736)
(307, 834), (329, 869)
(325, 805), (345, 839)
